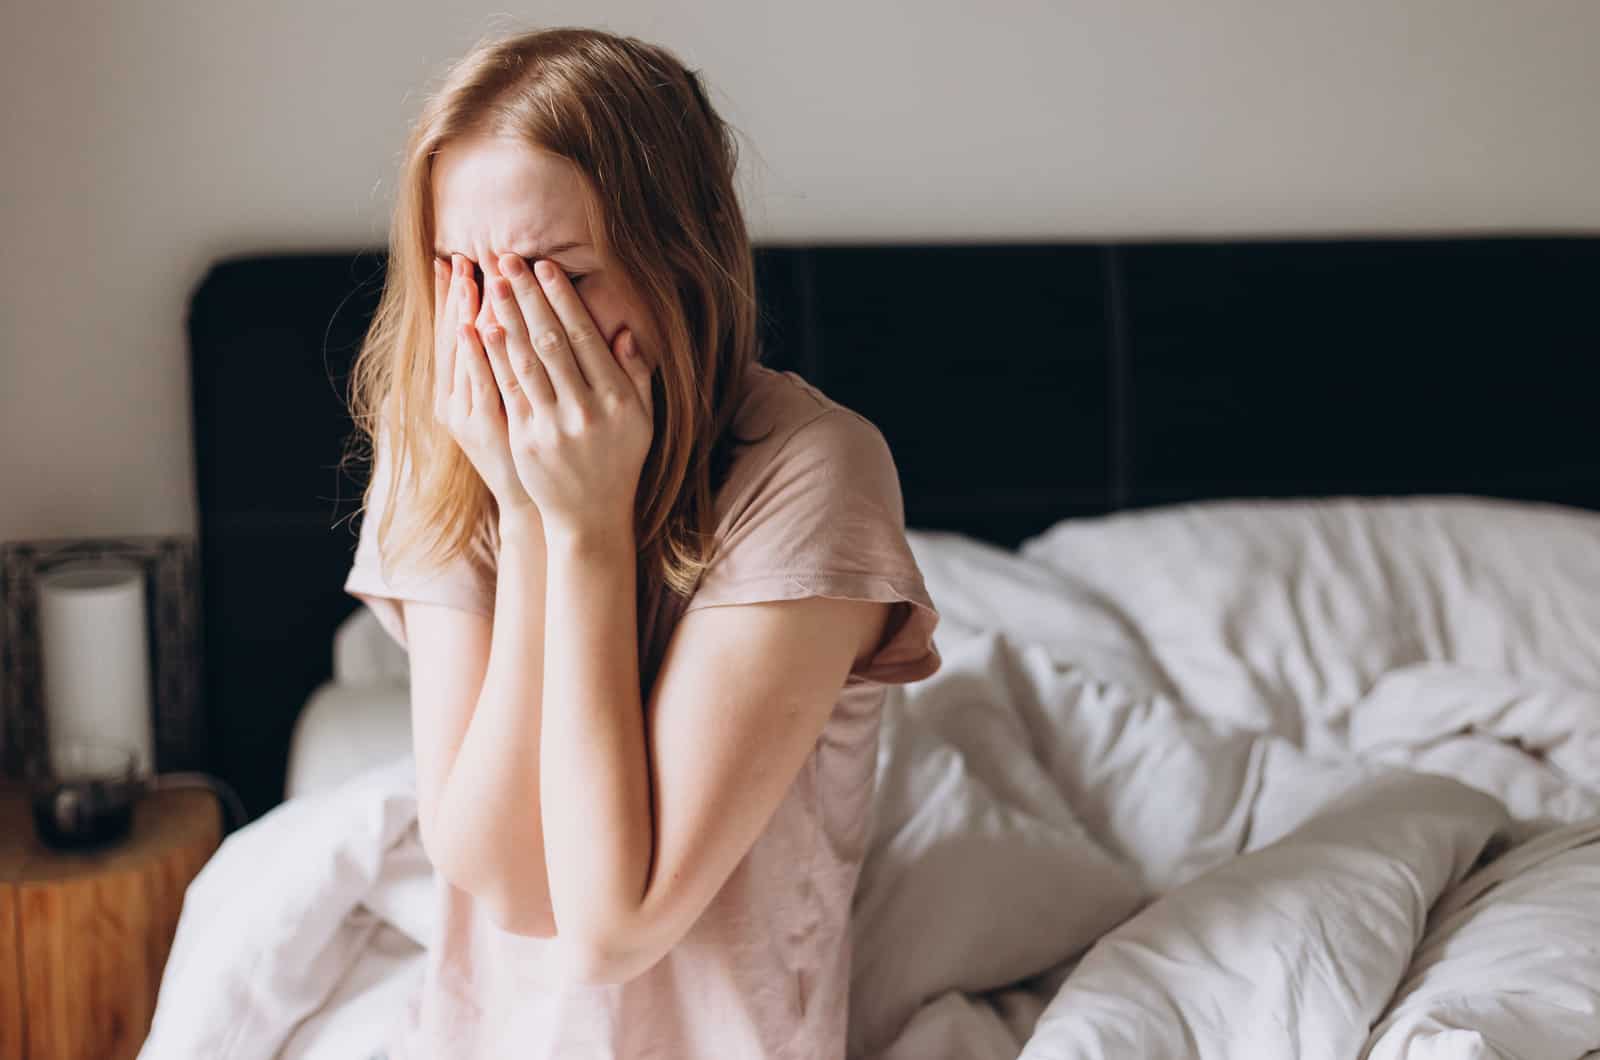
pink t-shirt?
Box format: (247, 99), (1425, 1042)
(343, 364), (942, 1059)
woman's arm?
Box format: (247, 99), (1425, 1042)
(420, 502), (892, 992)
(537, 522), (652, 962)
(537, 517), (890, 984)
(396, 596), (487, 870)
(400, 249), (558, 926)
(412, 503), (558, 936)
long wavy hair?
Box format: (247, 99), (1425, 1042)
(343, 25), (769, 681)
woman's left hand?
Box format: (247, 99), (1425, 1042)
(477, 253), (655, 542)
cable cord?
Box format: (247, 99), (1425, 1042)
(147, 771), (249, 835)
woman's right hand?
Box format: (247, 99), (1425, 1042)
(433, 254), (537, 517)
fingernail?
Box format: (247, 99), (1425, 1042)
(501, 254), (525, 277)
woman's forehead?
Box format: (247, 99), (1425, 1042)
(431, 136), (593, 260)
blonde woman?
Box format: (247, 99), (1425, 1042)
(342, 25), (941, 1059)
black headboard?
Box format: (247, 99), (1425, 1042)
(189, 236), (1600, 819)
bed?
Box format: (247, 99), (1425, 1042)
(148, 236), (1600, 1058)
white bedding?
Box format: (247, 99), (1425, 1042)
(141, 496), (1600, 1060)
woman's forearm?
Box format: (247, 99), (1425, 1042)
(539, 521), (653, 973)
(430, 506), (558, 935)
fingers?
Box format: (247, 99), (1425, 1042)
(526, 257), (632, 404)
(480, 318), (550, 417)
(482, 256), (557, 412)
(496, 253), (589, 407)
(453, 255), (476, 402)
(433, 257), (458, 414)
(612, 328), (654, 416)
(432, 255), (450, 327)
(455, 320), (501, 419)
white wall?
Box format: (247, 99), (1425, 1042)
(4, 0), (1598, 542)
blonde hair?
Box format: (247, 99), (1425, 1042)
(343, 25), (769, 666)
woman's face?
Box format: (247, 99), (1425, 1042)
(430, 134), (660, 370)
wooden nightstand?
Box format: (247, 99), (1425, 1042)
(0, 781), (221, 1060)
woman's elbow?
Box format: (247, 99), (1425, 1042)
(417, 804), (473, 891)
(477, 876), (561, 938)
(419, 813), (558, 936)
(554, 930), (649, 986)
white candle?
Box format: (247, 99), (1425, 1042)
(36, 558), (155, 774)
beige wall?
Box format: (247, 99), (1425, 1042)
(4, 0), (1598, 542)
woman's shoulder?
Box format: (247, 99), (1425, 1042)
(720, 365), (895, 496)
(731, 363), (831, 431)
(696, 365), (908, 554)
(689, 365), (940, 687)
(731, 364), (887, 450)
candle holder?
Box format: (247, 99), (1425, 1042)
(0, 535), (206, 782)
(24, 738), (146, 850)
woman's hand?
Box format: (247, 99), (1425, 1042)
(432, 254), (537, 517)
(476, 252), (655, 543)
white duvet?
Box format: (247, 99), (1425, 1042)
(141, 496), (1600, 1060)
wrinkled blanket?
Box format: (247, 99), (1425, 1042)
(141, 498), (1600, 1059)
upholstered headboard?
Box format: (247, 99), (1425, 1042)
(189, 236), (1600, 818)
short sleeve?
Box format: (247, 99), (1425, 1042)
(684, 409), (941, 686)
(342, 432), (496, 652)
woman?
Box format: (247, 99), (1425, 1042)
(342, 24), (941, 1059)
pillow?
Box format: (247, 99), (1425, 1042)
(848, 629), (1146, 1059)
(904, 528), (1175, 699)
(332, 604), (410, 686)
(1015, 496), (1600, 739)
(285, 684), (412, 801)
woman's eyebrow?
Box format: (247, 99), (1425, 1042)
(431, 240), (587, 260)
